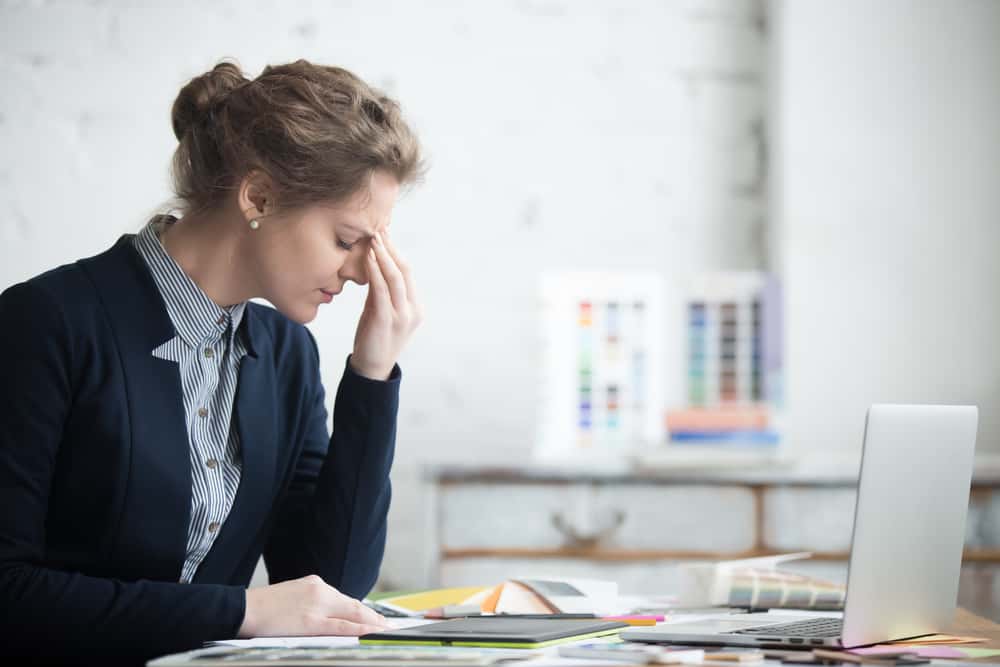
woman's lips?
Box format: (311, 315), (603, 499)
(320, 288), (338, 303)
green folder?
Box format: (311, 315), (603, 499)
(360, 617), (627, 649)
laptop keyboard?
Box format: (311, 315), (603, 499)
(732, 617), (843, 638)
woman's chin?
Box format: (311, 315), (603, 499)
(275, 300), (318, 325)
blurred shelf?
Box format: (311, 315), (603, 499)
(422, 453), (1000, 486)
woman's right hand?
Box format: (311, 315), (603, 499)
(238, 575), (389, 638)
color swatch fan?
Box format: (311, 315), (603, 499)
(678, 553), (845, 610)
(536, 271), (664, 461)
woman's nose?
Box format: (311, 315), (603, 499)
(339, 251), (369, 286)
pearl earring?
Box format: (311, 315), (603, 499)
(249, 219), (260, 230)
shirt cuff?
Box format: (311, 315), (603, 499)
(344, 353), (402, 384)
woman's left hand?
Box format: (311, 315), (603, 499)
(350, 230), (422, 380)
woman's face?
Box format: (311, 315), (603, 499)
(250, 169), (401, 324)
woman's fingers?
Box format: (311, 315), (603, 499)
(338, 595), (387, 628)
(366, 247), (391, 312)
(312, 586), (387, 637)
(312, 617), (384, 637)
(239, 576), (389, 639)
(381, 230), (420, 317)
(316, 585), (386, 628)
(371, 231), (408, 312)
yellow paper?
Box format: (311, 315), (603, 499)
(377, 586), (489, 612)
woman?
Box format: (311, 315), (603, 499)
(0, 59), (424, 664)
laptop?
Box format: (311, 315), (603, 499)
(622, 404), (979, 649)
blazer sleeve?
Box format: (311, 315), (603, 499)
(262, 329), (399, 599)
(0, 282), (247, 665)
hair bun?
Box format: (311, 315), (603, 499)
(171, 60), (248, 141)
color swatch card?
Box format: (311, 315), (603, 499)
(662, 272), (784, 452)
(536, 271), (664, 461)
(633, 272), (787, 469)
(680, 272), (782, 409)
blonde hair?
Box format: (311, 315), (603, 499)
(169, 58), (424, 217)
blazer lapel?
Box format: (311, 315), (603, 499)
(192, 305), (277, 584)
(78, 235), (191, 582)
(81, 236), (279, 585)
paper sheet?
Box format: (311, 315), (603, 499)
(208, 619), (433, 648)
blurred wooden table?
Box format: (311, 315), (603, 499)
(948, 607), (1000, 654)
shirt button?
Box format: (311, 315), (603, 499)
(206, 458), (218, 469)
(216, 314), (227, 326)
(198, 407), (208, 418)
(208, 521), (220, 533)
(204, 347), (214, 358)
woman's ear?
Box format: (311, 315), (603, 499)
(238, 169), (275, 219)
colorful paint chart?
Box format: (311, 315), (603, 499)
(572, 299), (650, 448)
(536, 272), (783, 463)
(537, 272), (664, 460)
(686, 283), (778, 407)
(666, 272), (783, 451)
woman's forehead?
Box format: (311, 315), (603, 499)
(329, 209), (391, 238)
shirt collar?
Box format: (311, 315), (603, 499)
(133, 216), (248, 351)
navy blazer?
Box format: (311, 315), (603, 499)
(0, 234), (400, 664)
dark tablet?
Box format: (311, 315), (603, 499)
(360, 617), (627, 648)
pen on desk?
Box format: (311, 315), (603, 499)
(423, 610), (603, 620)
(494, 613), (664, 626)
(494, 613), (598, 619)
(423, 603), (485, 619)
(604, 614), (668, 625)
(427, 611), (667, 625)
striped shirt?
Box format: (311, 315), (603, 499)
(133, 216), (247, 583)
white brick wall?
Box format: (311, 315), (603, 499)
(0, 1), (766, 590)
(771, 0), (1000, 459)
